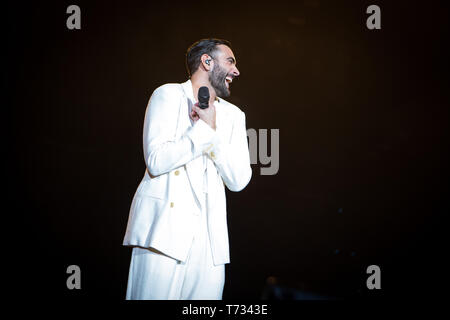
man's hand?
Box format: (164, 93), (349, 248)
(191, 102), (216, 130)
(190, 103), (200, 122)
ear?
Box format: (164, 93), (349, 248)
(200, 54), (213, 71)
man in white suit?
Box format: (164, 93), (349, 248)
(123, 38), (252, 300)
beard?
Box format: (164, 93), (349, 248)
(209, 63), (231, 98)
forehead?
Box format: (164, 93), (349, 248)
(214, 44), (236, 60)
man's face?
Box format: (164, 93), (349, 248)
(208, 45), (240, 98)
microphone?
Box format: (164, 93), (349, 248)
(198, 86), (210, 109)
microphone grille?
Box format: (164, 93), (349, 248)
(198, 86), (210, 103)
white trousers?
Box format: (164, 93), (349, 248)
(125, 194), (225, 300)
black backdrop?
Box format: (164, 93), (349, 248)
(4, 0), (449, 301)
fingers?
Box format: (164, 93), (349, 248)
(193, 104), (215, 130)
(192, 103), (215, 114)
(192, 104), (201, 114)
(192, 105), (205, 119)
(190, 113), (199, 121)
(189, 108), (199, 121)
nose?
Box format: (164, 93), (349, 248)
(232, 66), (240, 77)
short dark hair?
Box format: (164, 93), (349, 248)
(185, 38), (232, 77)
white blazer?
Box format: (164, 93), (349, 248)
(123, 79), (252, 265)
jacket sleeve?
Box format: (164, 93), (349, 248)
(143, 84), (222, 177)
(203, 110), (252, 192)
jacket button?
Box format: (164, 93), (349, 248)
(170, 202), (174, 208)
(174, 170), (180, 176)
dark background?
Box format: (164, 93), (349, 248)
(4, 0), (449, 301)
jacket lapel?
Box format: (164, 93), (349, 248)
(180, 80), (205, 209)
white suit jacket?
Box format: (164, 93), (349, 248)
(123, 79), (252, 265)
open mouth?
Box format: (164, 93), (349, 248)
(225, 75), (233, 89)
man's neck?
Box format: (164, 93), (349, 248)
(190, 74), (217, 105)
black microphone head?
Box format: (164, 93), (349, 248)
(198, 86), (210, 109)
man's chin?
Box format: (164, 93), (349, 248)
(221, 86), (231, 98)
(213, 86), (230, 98)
